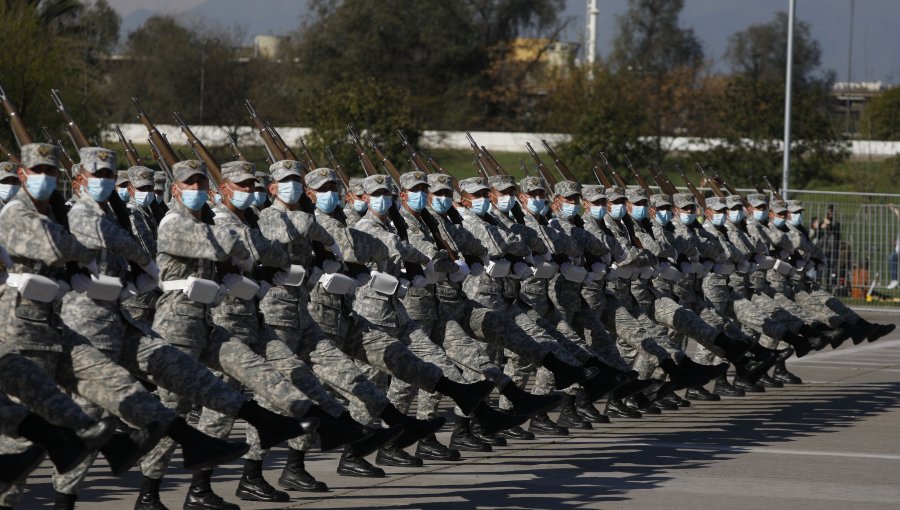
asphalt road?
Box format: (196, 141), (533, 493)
(15, 309), (900, 510)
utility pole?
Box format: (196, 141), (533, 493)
(586, 0), (598, 79)
(845, 0), (855, 135)
(782, 0), (796, 199)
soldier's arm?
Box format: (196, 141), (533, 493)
(69, 204), (152, 267)
(354, 218), (430, 266)
(157, 212), (241, 261)
(0, 201), (92, 266)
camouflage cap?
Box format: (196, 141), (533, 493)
(626, 187), (649, 203)
(606, 186), (626, 201)
(172, 160), (207, 182)
(116, 170), (130, 186)
(78, 147), (116, 174)
(747, 193), (769, 207)
(255, 172), (271, 188)
(458, 176), (488, 194)
(672, 192), (695, 209)
(128, 166), (155, 187)
(221, 161), (256, 184)
(554, 180), (581, 198)
(582, 185), (606, 202)
(21, 143), (60, 169)
(399, 171), (428, 191)
(426, 173), (453, 193)
(362, 174), (391, 195)
(304, 167), (338, 190)
(0, 161), (17, 179)
(518, 175), (545, 194)
(348, 177), (365, 195)
(649, 193), (672, 208)
(270, 160), (303, 182)
(725, 195), (744, 209)
(787, 200), (805, 212)
(488, 174), (516, 191)
(705, 196), (726, 210)
(770, 200), (788, 213)
(153, 171), (167, 191)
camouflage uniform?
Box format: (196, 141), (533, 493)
(121, 166), (161, 324)
(342, 177), (367, 227)
(0, 162), (20, 209)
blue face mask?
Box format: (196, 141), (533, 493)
(773, 217), (786, 227)
(252, 191), (267, 207)
(752, 210), (767, 222)
(230, 190), (252, 210)
(609, 203), (626, 220)
(369, 194), (392, 215)
(655, 210), (673, 225)
(711, 213), (726, 226)
(0, 183), (19, 201)
(496, 194), (513, 213)
(590, 205), (606, 220)
(406, 190), (426, 212)
(560, 203), (581, 218)
(315, 191), (339, 213)
(180, 189), (207, 211)
(431, 195), (452, 214)
(155, 193), (164, 204)
(25, 173), (56, 201)
(630, 205), (647, 221)
(789, 213), (803, 225)
(116, 187), (130, 203)
(728, 210), (744, 223)
(86, 177), (115, 202)
(353, 199), (368, 213)
(135, 190), (154, 208)
(469, 197), (489, 215)
(212, 193), (222, 205)
(277, 181), (303, 204)
(679, 213), (696, 225)
(526, 197), (545, 215)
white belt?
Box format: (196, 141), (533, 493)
(160, 277), (221, 304)
(7, 273), (59, 303)
(159, 279), (191, 292)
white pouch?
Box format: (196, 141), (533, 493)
(320, 273), (355, 295)
(224, 275), (261, 300)
(713, 262), (736, 275)
(368, 271), (399, 296)
(185, 277), (221, 304)
(774, 259), (793, 276)
(754, 254), (776, 270)
(560, 263), (588, 283)
(280, 264), (307, 286)
(85, 274), (124, 301)
(658, 265), (684, 282)
(484, 259), (511, 278)
(8, 273), (59, 303)
(532, 261), (558, 279)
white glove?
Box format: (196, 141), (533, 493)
(232, 256), (254, 273)
(639, 265), (654, 279)
(222, 273), (243, 289)
(655, 261), (671, 276)
(702, 260), (714, 272)
(411, 275), (427, 288)
(136, 273), (157, 293)
(691, 262), (703, 274)
(736, 260), (751, 273)
(326, 242), (343, 259)
(449, 260), (470, 282)
(583, 271), (596, 285)
(82, 260), (100, 277)
(140, 260), (159, 280)
(794, 259), (806, 269)
(119, 282), (138, 301)
(470, 262), (484, 277)
(679, 261), (696, 274)
(560, 261), (575, 275)
(513, 262), (529, 278)
(322, 259), (342, 274)
(542, 251), (553, 262)
(0, 245), (13, 269)
(71, 273), (91, 293)
(591, 262), (607, 274)
(256, 280), (272, 298)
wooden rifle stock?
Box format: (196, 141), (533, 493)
(132, 97), (178, 168)
(227, 134), (248, 162)
(397, 130), (429, 174)
(762, 176), (784, 200)
(40, 128), (73, 173)
(172, 112), (222, 185)
(347, 126), (378, 177)
(114, 124), (141, 167)
(366, 135), (403, 186)
(0, 140), (20, 165)
(525, 142), (558, 188)
(696, 164), (725, 198)
(0, 83), (32, 147)
(265, 121), (300, 162)
(465, 132), (496, 177)
(540, 139), (578, 181)
(676, 165), (706, 209)
(324, 145), (350, 187)
(244, 99), (282, 163)
(297, 138), (317, 172)
(586, 149), (614, 187)
(50, 89), (90, 149)
(626, 155), (652, 192)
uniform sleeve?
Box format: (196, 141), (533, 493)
(354, 217), (430, 266)
(68, 203), (152, 266)
(157, 211), (243, 261)
(0, 200), (93, 266)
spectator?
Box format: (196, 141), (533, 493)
(888, 205), (900, 290)
(815, 204), (841, 285)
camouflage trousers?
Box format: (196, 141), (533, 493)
(139, 325), (313, 480)
(603, 284), (680, 379)
(0, 394), (29, 436)
(794, 288), (854, 327)
(393, 308), (511, 421)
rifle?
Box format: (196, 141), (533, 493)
(365, 134), (403, 186)
(519, 157), (532, 177)
(40, 127), (74, 173)
(227, 134), (248, 162)
(114, 124), (141, 167)
(465, 132), (496, 177)
(585, 149), (613, 187)
(602, 153), (628, 189)
(0, 83), (32, 147)
(50, 89), (90, 150)
(132, 97), (179, 169)
(480, 146), (509, 176)
(696, 164), (725, 198)
(172, 112), (223, 185)
(627, 155), (653, 193)
(762, 176), (784, 200)
(0, 140), (20, 165)
(297, 138), (317, 172)
(421, 148), (463, 194)
(676, 164), (706, 209)
(245, 99), (281, 163)
(716, 174), (739, 196)
(265, 120), (301, 162)
(525, 142), (558, 188)
(324, 145), (350, 188)
(647, 158), (678, 195)
(540, 139), (579, 182)
(347, 125), (378, 177)
(147, 136), (174, 182)
(397, 130), (429, 174)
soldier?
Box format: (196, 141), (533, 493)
(115, 170), (131, 204)
(121, 166), (160, 324)
(343, 176), (367, 226)
(251, 171), (271, 211)
(151, 171), (168, 222)
(0, 162), (19, 208)
(0, 144), (252, 510)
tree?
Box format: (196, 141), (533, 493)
(609, 0), (705, 157)
(861, 86), (900, 140)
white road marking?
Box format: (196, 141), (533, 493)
(626, 441), (900, 461)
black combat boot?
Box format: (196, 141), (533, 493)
(336, 446), (385, 478)
(378, 404), (444, 449)
(624, 393), (660, 414)
(415, 434), (461, 461)
(164, 418), (249, 471)
(434, 377), (495, 415)
(235, 459), (289, 502)
(712, 374), (745, 397)
(500, 383), (562, 418)
(782, 331), (813, 357)
(375, 440), (424, 467)
(471, 401), (527, 436)
(303, 407), (368, 451)
(183, 469), (239, 510)
(278, 448), (327, 492)
(134, 476), (168, 510)
(17, 414), (115, 474)
(496, 425), (535, 440)
(664, 393), (691, 408)
(555, 394), (592, 429)
(685, 386), (720, 401)
(0, 445), (45, 485)
(540, 352), (589, 389)
(575, 394), (609, 423)
(772, 361), (803, 384)
(450, 417), (491, 451)
(101, 421), (165, 476)
(237, 399), (306, 449)
(527, 413), (569, 436)
(605, 398), (642, 419)
(471, 418), (507, 446)
(733, 377), (765, 393)
(757, 373), (784, 388)
(54, 492), (76, 510)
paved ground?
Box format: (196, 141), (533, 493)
(16, 310), (900, 510)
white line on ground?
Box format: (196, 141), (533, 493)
(626, 441), (900, 461)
